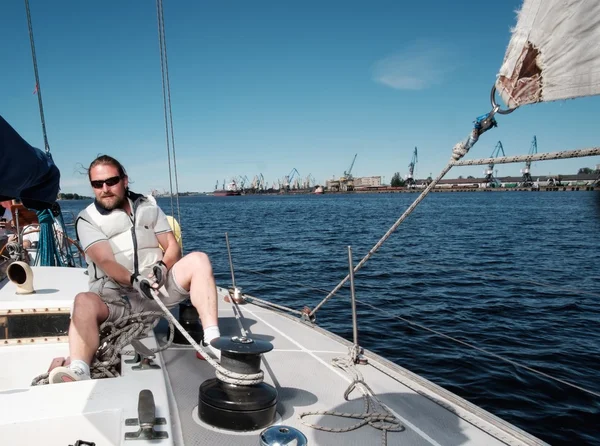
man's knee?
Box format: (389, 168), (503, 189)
(72, 292), (108, 323)
(186, 252), (213, 274)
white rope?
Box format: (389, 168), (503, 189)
(453, 146), (600, 166)
(32, 288), (264, 386)
(299, 345), (404, 445)
(146, 288), (264, 386)
(31, 301), (167, 385)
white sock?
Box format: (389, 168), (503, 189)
(70, 359), (91, 378)
(203, 325), (220, 344)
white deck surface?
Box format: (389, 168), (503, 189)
(0, 266), (88, 311)
(0, 266), (549, 445)
(159, 293), (549, 446)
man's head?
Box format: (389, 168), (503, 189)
(88, 155), (129, 211)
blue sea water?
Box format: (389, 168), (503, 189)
(59, 191), (600, 445)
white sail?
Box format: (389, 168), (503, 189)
(496, 0), (600, 109)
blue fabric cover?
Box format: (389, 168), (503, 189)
(0, 115), (60, 210)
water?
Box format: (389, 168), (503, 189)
(58, 192), (600, 445)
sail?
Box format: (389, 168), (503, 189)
(496, 0), (600, 109)
(0, 115), (60, 210)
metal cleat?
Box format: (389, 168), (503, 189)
(125, 339), (160, 370)
(124, 390), (168, 440)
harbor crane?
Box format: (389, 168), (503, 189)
(405, 147), (418, 188)
(520, 136), (537, 187)
(338, 154), (357, 191)
(484, 141), (505, 187)
(340, 154), (357, 182)
(284, 168), (300, 190)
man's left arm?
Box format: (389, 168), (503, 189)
(156, 231), (181, 270)
(153, 206), (181, 270)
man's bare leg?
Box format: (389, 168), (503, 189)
(69, 292), (110, 364)
(172, 252), (218, 327)
(171, 252), (221, 356)
(50, 292), (109, 383)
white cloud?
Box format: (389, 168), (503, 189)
(372, 40), (456, 90)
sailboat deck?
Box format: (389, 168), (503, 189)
(0, 267), (548, 445)
(160, 291), (548, 445)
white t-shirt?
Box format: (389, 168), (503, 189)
(22, 224), (40, 245)
(21, 221), (65, 264)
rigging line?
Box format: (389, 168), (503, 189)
(156, 0), (175, 219)
(310, 162), (455, 317)
(236, 267), (338, 296)
(241, 259), (600, 302)
(228, 298), (249, 338)
(157, 0), (183, 244)
(454, 147), (600, 167)
(24, 0), (50, 153)
(407, 258), (600, 300)
(243, 294), (305, 317)
(354, 297), (600, 399)
(309, 106), (497, 318)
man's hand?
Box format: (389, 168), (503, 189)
(151, 261), (168, 288)
(130, 274), (159, 299)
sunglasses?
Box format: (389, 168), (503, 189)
(90, 176), (122, 189)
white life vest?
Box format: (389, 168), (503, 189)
(76, 192), (164, 287)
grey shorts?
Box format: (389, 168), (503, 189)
(91, 269), (190, 324)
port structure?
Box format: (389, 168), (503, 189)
(484, 141), (505, 187)
(404, 147), (418, 188)
(520, 136), (537, 187)
(338, 154), (357, 191)
(284, 168), (300, 191)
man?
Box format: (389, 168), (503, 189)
(49, 155), (221, 383)
(0, 201), (13, 230)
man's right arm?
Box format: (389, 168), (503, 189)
(77, 216), (132, 287)
(85, 241), (133, 287)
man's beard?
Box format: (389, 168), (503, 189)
(98, 193), (125, 211)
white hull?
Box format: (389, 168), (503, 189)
(0, 266), (547, 445)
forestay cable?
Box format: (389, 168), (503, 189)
(156, 0), (183, 247)
(24, 0), (50, 153)
(309, 107), (499, 317)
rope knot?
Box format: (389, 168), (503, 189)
(36, 209), (54, 224)
(452, 141), (468, 161)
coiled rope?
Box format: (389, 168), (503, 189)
(300, 345), (404, 446)
(30, 285), (264, 386)
(35, 209), (64, 267)
(31, 297), (170, 385)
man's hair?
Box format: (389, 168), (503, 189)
(87, 155), (128, 180)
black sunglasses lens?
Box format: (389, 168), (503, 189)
(105, 176), (121, 186)
(91, 176), (121, 189)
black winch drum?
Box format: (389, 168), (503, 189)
(199, 378), (277, 431)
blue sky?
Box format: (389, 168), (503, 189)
(2, 0), (599, 194)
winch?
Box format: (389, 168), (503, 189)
(198, 335), (277, 431)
